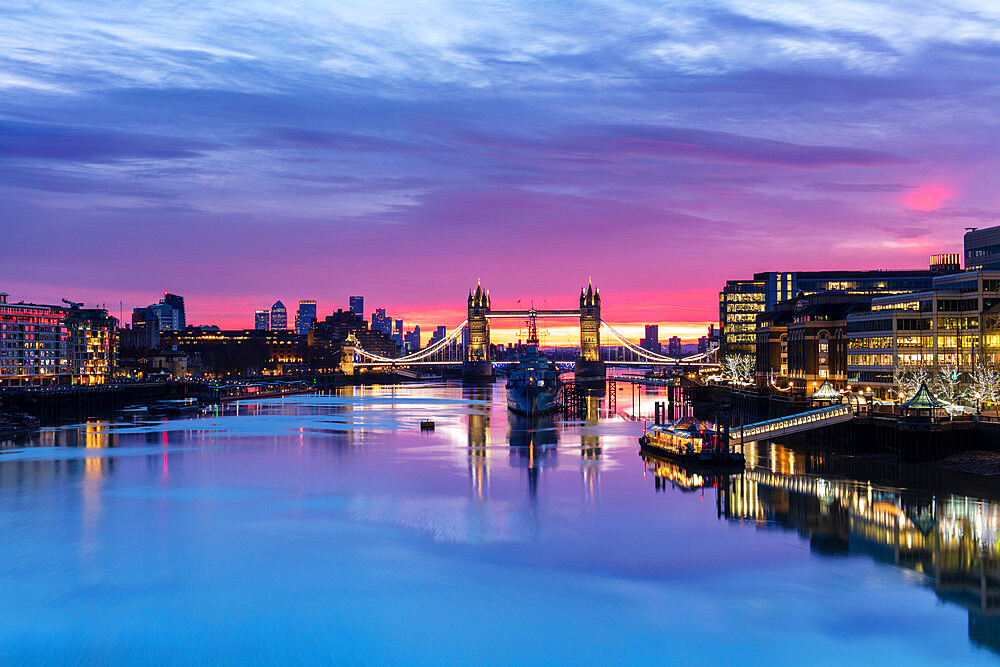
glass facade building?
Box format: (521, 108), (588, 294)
(270, 301), (287, 331)
(254, 310), (270, 331)
(295, 300), (317, 335)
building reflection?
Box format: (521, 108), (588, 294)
(580, 393), (603, 505)
(713, 443), (1000, 655)
(465, 385), (492, 501)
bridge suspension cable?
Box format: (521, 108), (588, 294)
(353, 320), (469, 364)
(599, 320), (714, 363)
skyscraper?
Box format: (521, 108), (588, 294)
(371, 308), (391, 335)
(349, 296), (364, 316)
(640, 324), (661, 354)
(161, 293), (186, 330)
(295, 300), (317, 335)
(270, 300), (287, 331)
(254, 310), (270, 331)
(667, 336), (682, 357)
(428, 325), (447, 346)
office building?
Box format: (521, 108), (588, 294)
(720, 278), (767, 354)
(270, 300), (287, 331)
(667, 336), (682, 357)
(349, 296), (364, 316)
(844, 270), (1000, 396)
(295, 300), (317, 335)
(698, 336), (710, 354)
(640, 325), (661, 354)
(722, 260), (959, 356)
(130, 302), (180, 349)
(254, 309), (270, 331)
(161, 293), (186, 330)
(965, 226), (1000, 270)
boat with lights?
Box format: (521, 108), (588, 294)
(506, 313), (562, 415)
(639, 416), (744, 465)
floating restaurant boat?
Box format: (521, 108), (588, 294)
(639, 416), (744, 465)
(506, 313), (562, 416)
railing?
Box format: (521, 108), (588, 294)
(733, 404), (855, 444)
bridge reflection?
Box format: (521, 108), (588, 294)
(643, 444), (1000, 654)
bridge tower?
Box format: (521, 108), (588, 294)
(339, 332), (358, 375)
(463, 281), (493, 382)
(576, 280), (605, 378)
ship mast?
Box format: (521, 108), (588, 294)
(525, 310), (539, 346)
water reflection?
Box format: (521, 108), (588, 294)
(507, 413), (558, 501)
(645, 439), (1000, 656)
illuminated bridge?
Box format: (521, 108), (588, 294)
(730, 403), (857, 445)
(344, 281), (720, 380)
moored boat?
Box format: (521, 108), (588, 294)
(639, 415), (744, 465)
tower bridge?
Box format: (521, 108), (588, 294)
(346, 281), (719, 380)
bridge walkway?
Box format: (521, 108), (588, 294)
(731, 403), (857, 445)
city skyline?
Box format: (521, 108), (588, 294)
(3, 2), (992, 336)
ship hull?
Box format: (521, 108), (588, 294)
(506, 384), (561, 415)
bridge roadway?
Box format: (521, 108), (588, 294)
(730, 403), (856, 445)
(487, 309), (580, 318)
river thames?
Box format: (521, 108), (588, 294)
(1, 383), (998, 663)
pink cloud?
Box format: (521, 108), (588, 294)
(902, 183), (955, 211)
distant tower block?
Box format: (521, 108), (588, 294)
(463, 281), (493, 382)
(576, 279), (606, 379)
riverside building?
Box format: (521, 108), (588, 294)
(0, 292), (117, 386)
(722, 261), (958, 356)
(844, 270), (1000, 397)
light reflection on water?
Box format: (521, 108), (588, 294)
(0, 382), (998, 664)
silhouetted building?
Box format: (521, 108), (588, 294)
(404, 326), (421, 353)
(254, 309), (269, 331)
(270, 300), (287, 331)
(391, 318), (404, 345)
(667, 336), (682, 357)
(640, 325), (661, 354)
(428, 325), (446, 347)
(698, 336), (710, 354)
(349, 296), (364, 316)
(295, 300), (317, 335)
(371, 308), (392, 335)
(308, 309), (398, 372)
(160, 327), (305, 378)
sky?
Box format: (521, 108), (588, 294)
(3, 1), (1000, 344)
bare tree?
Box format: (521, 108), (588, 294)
(893, 364), (932, 400)
(971, 363), (1000, 415)
(722, 354), (755, 385)
(930, 364), (968, 407)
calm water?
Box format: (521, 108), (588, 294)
(1, 383), (998, 664)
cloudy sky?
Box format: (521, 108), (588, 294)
(3, 0), (999, 342)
